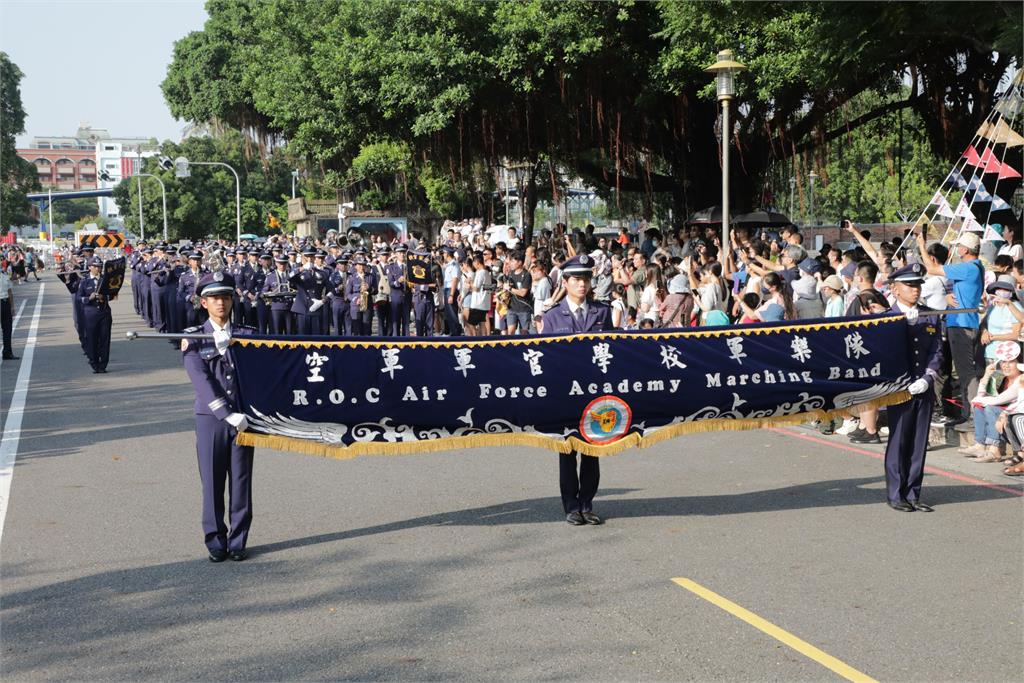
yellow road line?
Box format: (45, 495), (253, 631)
(671, 578), (878, 683)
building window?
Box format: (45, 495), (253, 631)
(104, 145), (116, 151)
(36, 143), (51, 149)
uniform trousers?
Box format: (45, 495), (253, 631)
(883, 393), (934, 504)
(82, 306), (112, 371)
(390, 296), (409, 336)
(443, 288), (463, 336)
(0, 297), (12, 357)
(332, 306), (348, 337)
(195, 415), (254, 552)
(560, 450), (600, 514)
(270, 308), (293, 335)
(414, 296), (433, 337)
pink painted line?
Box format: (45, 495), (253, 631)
(769, 428), (1024, 498)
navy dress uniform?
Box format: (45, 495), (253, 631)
(262, 258), (295, 335)
(76, 257), (113, 373)
(178, 255), (205, 329)
(253, 254), (273, 334)
(883, 263), (944, 512)
(386, 245), (409, 336)
(345, 257), (373, 336)
(329, 259), (349, 336)
(63, 258), (86, 352)
(289, 248), (327, 335)
(540, 254), (613, 524)
(182, 272), (257, 561)
(148, 248), (169, 332)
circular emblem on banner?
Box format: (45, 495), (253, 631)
(579, 395), (632, 445)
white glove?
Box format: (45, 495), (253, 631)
(225, 412), (249, 432)
(907, 378), (929, 395)
(212, 329), (231, 356)
(309, 298), (324, 313)
(904, 307), (919, 324)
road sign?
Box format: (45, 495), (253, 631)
(79, 233), (125, 249)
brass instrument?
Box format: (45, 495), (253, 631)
(358, 278), (369, 312)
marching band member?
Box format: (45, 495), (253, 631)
(330, 255), (350, 337)
(386, 244), (409, 336)
(77, 256), (113, 373)
(345, 255), (373, 336)
(541, 254), (613, 525)
(884, 262), (943, 512)
(182, 272), (256, 562)
(262, 254), (295, 335)
(373, 245), (392, 336)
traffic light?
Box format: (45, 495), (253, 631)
(158, 156), (174, 172)
(98, 170), (113, 182)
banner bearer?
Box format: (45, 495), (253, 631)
(541, 254), (613, 525)
(182, 272), (257, 562)
(884, 263), (943, 512)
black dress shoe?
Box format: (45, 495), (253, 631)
(565, 511), (585, 526)
(2, 355), (18, 360)
(910, 501), (934, 512)
(229, 549), (248, 561)
(208, 549), (228, 562)
(887, 500), (915, 512)
(581, 511), (603, 525)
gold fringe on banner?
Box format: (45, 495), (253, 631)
(231, 314), (904, 351)
(235, 391), (912, 460)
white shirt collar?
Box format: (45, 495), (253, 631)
(568, 299), (588, 316)
(209, 319), (232, 335)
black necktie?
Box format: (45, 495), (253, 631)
(574, 306), (585, 330)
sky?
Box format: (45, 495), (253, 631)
(1, 0), (209, 147)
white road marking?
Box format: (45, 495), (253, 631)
(0, 284), (46, 545)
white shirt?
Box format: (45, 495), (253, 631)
(567, 299), (588, 320)
(469, 268), (492, 310)
(920, 275), (949, 310)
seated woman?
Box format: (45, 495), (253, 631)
(962, 347), (1022, 462)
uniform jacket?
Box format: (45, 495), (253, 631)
(182, 320), (256, 418)
(289, 266), (327, 315)
(344, 271), (372, 318)
(262, 269), (294, 312)
(541, 298), (613, 334)
(892, 303), (944, 385)
(76, 274), (110, 312)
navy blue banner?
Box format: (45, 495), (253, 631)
(233, 315), (914, 457)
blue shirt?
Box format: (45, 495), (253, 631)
(942, 261), (984, 329)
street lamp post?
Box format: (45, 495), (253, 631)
(705, 49), (746, 256)
(291, 169), (299, 199)
(808, 170), (818, 226)
(174, 156), (241, 244)
(789, 177), (796, 222)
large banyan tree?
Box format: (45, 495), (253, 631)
(163, 0), (1020, 239)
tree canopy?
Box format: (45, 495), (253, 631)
(1, 52), (41, 230)
(110, 130), (293, 241)
(162, 0), (1021, 236)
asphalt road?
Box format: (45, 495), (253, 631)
(1, 276), (1022, 682)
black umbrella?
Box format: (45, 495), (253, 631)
(732, 209), (793, 227)
(686, 205), (731, 224)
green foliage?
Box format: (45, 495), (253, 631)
(74, 214), (110, 231)
(1, 52), (41, 229)
(50, 197), (102, 226)
(110, 129), (293, 241)
(161, 0), (1021, 227)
